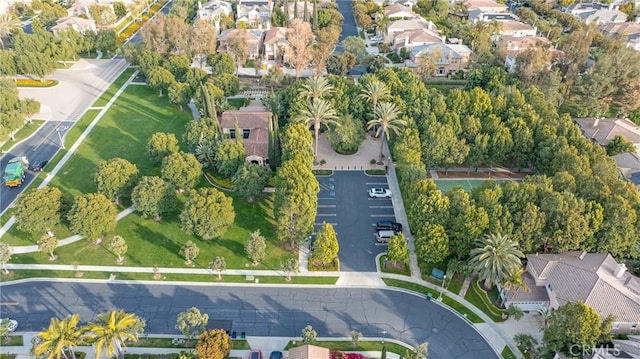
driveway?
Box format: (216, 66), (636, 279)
(0, 281), (498, 359)
(1, 58), (128, 214)
(315, 172), (397, 272)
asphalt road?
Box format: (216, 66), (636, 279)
(0, 281), (497, 359)
(316, 172), (396, 272)
(1, 58), (128, 214)
(0, 121), (73, 213)
(334, 0), (359, 54)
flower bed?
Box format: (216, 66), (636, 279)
(15, 79), (59, 87)
(330, 350), (368, 359)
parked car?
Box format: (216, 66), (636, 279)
(31, 160), (48, 172)
(376, 230), (396, 243)
(250, 350), (262, 359)
(375, 220), (402, 232)
(0, 318), (18, 332)
(368, 188), (392, 198)
(269, 351), (283, 359)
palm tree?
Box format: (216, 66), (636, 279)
(359, 79), (390, 118)
(35, 314), (85, 359)
(295, 98), (339, 162)
(467, 233), (524, 290)
(367, 102), (406, 161)
(86, 310), (144, 359)
(0, 14), (20, 49)
(299, 76), (334, 102)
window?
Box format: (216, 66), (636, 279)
(632, 323), (638, 331)
(229, 129), (236, 139)
(243, 129), (250, 139)
(437, 67), (445, 75)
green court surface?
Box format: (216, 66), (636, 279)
(434, 179), (521, 192)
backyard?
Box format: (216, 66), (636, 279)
(2, 76), (294, 271)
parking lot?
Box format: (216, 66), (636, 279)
(314, 171), (398, 272)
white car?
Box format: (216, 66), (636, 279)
(369, 188), (392, 198)
(0, 318), (18, 332)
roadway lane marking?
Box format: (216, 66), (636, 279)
(314, 223), (337, 225)
(318, 197), (335, 200)
(366, 183), (388, 185)
(0, 302), (19, 305)
(318, 205), (337, 208)
(370, 214), (395, 217)
(33, 122), (65, 151)
(369, 206), (393, 209)
(317, 213), (337, 216)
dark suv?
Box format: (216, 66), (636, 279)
(375, 221), (402, 232)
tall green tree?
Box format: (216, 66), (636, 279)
(543, 301), (602, 356)
(232, 162), (270, 202)
(0, 242), (11, 274)
(295, 98), (339, 162)
(14, 186), (62, 234)
(35, 314), (84, 359)
(180, 188), (235, 240)
(214, 140), (245, 178)
(147, 132), (180, 164)
(108, 235), (128, 264)
(387, 232), (409, 266)
(359, 79), (390, 119)
(147, 67), (175, 96)
(606, 135), (636, 156)
(311, 222), (339, 267)
(86, 310), (145, 359)
(180, 240), (200, 266)
(131, 176), (177, 220)
(161, 152), (203, 191)
(0, 14), (20, 49)
(37, 233), (58, 261)
(245, 229), (267, 266)
(210, 256), (226, 280)
(68, 193), (117, 243)
(176, 307), (209, 344)
(299, 76), (334, 102)
(414, 223), (449, 266)
(281, 123), (314, 167)
(367, 102), (406, 161)
(95, 158), (139, 204)
(467, 233), (524, 289)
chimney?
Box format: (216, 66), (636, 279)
(579, 250), (587, 260)
(614, 263), (627, 279)
(593, 117), (601, 128)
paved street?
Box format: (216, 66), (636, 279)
(315, 172), (397, 272)
(0, 59), (128, 214)
(0, 281), (498, 359)
(334, 0), (359, 54)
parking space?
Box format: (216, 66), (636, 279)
(314, 171), (398, 272)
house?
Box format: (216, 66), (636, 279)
(566, 2), (627, 25)
(498, 20), (537, 38)
(218, 29), (264, 59)
(287, 344), (330, 359)
(236, 0), (273, 29)
(50, 16), (97, 37)
(385, 16), (438, 42)
(392, 27), (445, 52)
(219, 102), (272, 165)
(468, 10), (518, 23)
(384, 3), (416, 18)
(408, 42), (472, 76)
(285, 1), (313, 20)
(263, 26), (289, 61)
(503, 251), (640, 333)
(456, 0), (507, 13)
(197, 0), (233, 29)
(501, 35), (554, 72)
(601, 22), (640, 51)
(573, 117), (640, 152)
(612, 152), (640, 188)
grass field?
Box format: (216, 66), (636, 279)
(92, 68), (136, 108)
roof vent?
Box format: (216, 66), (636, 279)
(579, 250), (587, 260)
(614, 263), (627, 279)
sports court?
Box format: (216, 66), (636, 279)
(434, 179), (521, 192)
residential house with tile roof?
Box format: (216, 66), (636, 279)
(236, 0), (273, 29)
(408, 42), (472, 76)
(601, 22), (640, 51)
(218, 29), (264, 59)
(219, 103), (271, 165)
(284, 1), (314, 20)
(611, 152), (640, 188)
(197, 0), (233, 30)
(51, 16), (97, 37)
(573, 117), (640, 152)
(503, 251), (640, 333)
(566, 2), (627, 25)
(384, 3), (416, 18)
(263, 26), (289, 61)
(501, 35), (558, 72)
(392, 27), (445, 52)
(385, 16), (438, 42)
(456, 0), (508, 13)
(468, 9), (518, 23)
(287, 344), (330, 359)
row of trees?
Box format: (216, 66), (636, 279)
(0, 79), (40, 142)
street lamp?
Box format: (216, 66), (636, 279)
(438, 274), (446, 301)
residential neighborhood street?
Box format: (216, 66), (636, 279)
(0, 280), (498, 359)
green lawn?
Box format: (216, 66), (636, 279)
(379, 256), (410, 276)
(92, 68), (136, 108)
(129, 337), (249, 349)
(502, 345), (517, 359)
(227, 98), (249, 109)
(1, 120), (45, 152)
(286, 340), (408, 355)
(464, 279), (505, 322)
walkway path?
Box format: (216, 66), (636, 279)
(458, 276), (473, 298)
